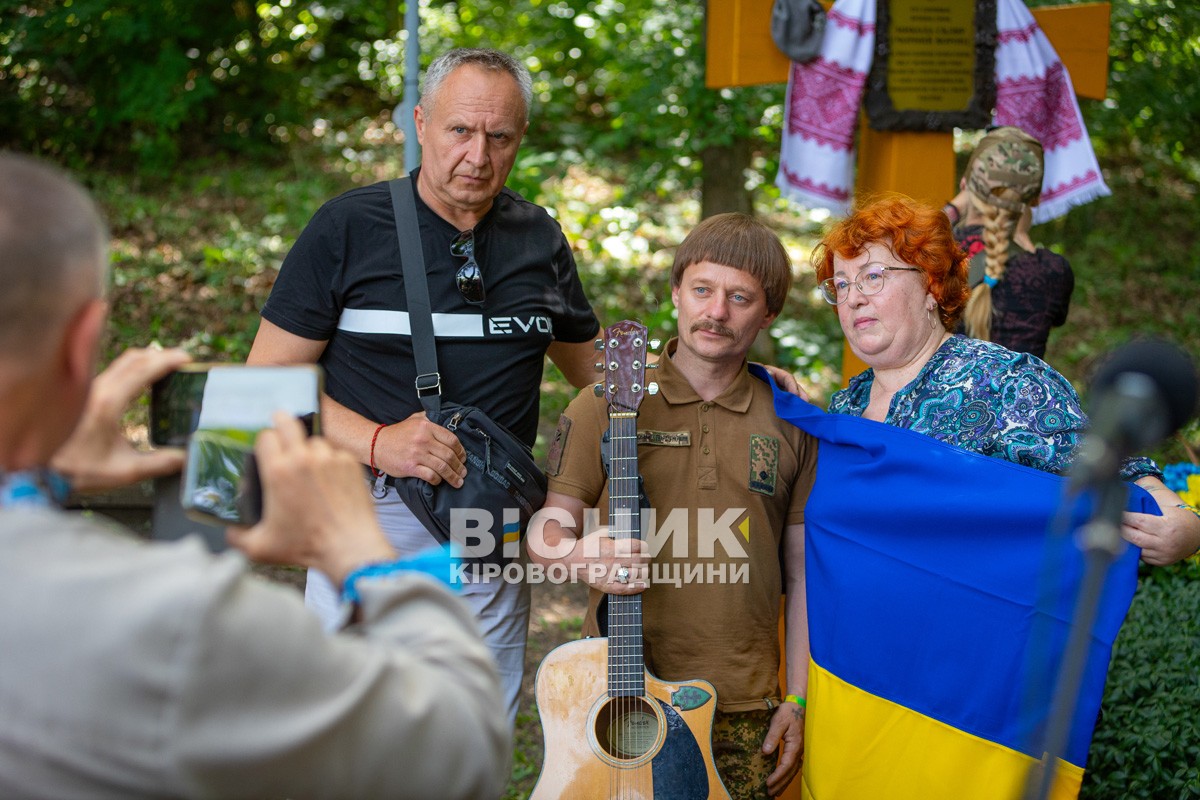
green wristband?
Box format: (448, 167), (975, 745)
(784, 694), (807, 708)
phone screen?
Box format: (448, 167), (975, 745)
(152, 365), (322, 526)
(150, 367), (210, 446)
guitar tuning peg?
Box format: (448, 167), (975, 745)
(594, 339), (605, 351)
(649, 339), (662, 350)
(593, 383), (605, 397)
(595, 362), (604, 372)
(647, 382), (660, 395)
(646, 362), (660, 370)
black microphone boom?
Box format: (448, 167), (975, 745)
(1068, 338), (1199, 492)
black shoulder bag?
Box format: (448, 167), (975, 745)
(386, 177), (547, 565)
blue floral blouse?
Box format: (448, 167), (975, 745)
(828, 335), (1161, 481)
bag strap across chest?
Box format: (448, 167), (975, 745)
(388, 176), (443, 417)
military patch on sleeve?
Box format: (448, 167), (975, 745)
(545, 415), (572, 477)
(749, 434), (779, 496)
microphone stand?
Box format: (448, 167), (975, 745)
(1022, 476), (1129, 800)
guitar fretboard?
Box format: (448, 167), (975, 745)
(607, 411), (645, 698)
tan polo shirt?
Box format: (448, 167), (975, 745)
(546, 339), (818, 711)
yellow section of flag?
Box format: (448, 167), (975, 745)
(799, 660), (1084, 800)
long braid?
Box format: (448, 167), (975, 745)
(959, 125), (1044, 343)
(962, 194), (1019, 341)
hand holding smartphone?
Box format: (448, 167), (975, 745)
(150, 364), (322, 527)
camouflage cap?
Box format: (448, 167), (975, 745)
(965, 127), (1045, 212)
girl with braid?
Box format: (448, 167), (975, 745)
(942, 127), (1075, 360)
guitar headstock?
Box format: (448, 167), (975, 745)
(594, 320), (656, 412)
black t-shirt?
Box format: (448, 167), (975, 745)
(261, 173), (599, 446)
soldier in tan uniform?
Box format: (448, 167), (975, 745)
(529, 213), (818, 799)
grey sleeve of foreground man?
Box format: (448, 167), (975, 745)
(170, 564), (511, 800)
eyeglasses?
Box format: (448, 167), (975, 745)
(451, 230), (485, 306)
(819, 264), (923, 305)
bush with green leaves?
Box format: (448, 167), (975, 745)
(0, 0), (398, 170)
(1082, 560), (1200, 799)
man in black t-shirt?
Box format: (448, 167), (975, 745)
(249, 48), (601, 727)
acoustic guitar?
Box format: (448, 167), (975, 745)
(531, 320), (731, 800)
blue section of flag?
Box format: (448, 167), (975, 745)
(752, 366), (1157, 767)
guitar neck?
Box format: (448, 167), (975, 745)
(607, 411), (645, 698)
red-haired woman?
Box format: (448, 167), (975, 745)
(811, 193), (1200, 565)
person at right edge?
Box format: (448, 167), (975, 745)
(942, 126), (1074, 360)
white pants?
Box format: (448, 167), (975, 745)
(304, 484), (530, 729)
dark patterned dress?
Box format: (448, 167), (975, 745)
(955, 223), (1074, 359)
(829, 335), (1161, 481)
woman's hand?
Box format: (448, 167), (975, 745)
(1125, 477), (1200, 566)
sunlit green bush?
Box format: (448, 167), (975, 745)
(1082, 560), (1200, 799)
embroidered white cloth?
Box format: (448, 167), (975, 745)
(776, 0), (1110, 223)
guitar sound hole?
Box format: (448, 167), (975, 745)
(595, 696), (661, 760)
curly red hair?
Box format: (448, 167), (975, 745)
(811, 193), (970, 330)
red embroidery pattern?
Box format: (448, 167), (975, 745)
(1041, 170), (1101, 203)
(781, 168), (852, 202)
(995, 62), (1082, 151)
(997, 22), (1037, 45)
(827, 8), (876, 34)
(786, 58), (868, 152)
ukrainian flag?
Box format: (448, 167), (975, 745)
(758, 368), (1158, 800)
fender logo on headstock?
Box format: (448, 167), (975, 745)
(594, 320), (659, 412)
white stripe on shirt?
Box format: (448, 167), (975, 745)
(337, 308), (485, 338)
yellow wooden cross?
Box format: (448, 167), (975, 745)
(707, 0), (1111, 382)
(708, 7), (1111, 797)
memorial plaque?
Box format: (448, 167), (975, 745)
(865, 0), (996, 131)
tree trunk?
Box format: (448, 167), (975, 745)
(700, 140), (753, 220)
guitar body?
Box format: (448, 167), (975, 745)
(531, 637), (731, 800)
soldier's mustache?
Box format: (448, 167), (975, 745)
(691, 321), (735, 338)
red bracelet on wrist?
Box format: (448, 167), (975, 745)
(369, 423), (388, 478)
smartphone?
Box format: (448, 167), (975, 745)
(150, 364), (322, 526)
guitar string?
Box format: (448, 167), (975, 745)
(613, 413), (630, 795)
(608, 413), (620, 796)
(607, 331), (648, 797)
(612, 410), (641, 794)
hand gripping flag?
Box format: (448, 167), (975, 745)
(753, 366), (1157, 800)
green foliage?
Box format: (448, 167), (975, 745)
(94, 151), (355, 363)
(1098, 0), (1200, 173)
(1029, 157), (1200, 465)
(1082, 560), (1200, 799)
(3, 0), (788, 197)
(0, 0), (397, 170)
(431, 0), (785, 201)
(10, 0), (1197, 207)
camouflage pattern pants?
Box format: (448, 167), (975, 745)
(712, 708), (776, 800)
